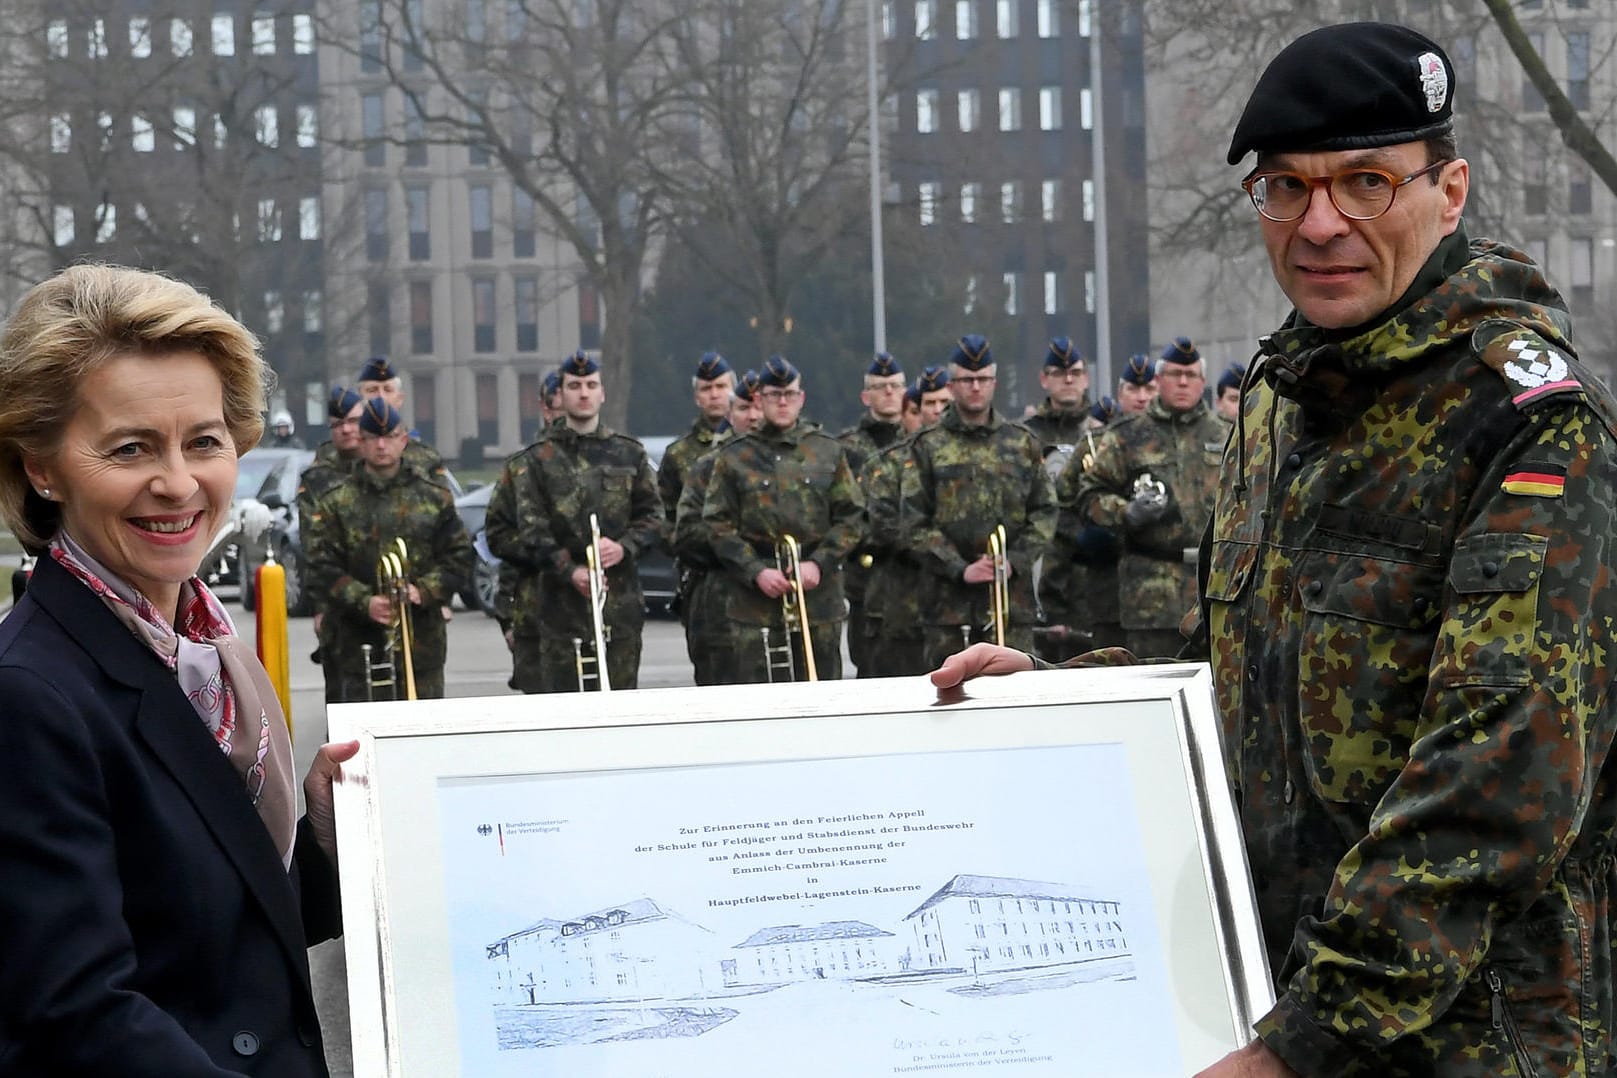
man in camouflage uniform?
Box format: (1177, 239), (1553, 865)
(303, 399), (473, 702)
(1019, 337), (1092, 451)
(672, 370), (762, 684)
(861, 365), (951, 677)
(486, 352), (663, 692)
(837, 352), (907, 676)
(907, 335), (1055, 668)
(1214, 363), (1245, 422)
(703, 356), (864, 682)
(356, 355), (447, 483)
(1043, 394), (1126, 660)
(657, 353), (734, 652)
(298, 386), (364, 702)
(1114, 352), (1157, 415)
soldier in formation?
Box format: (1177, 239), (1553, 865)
(658, 353), (735, 662)
(298, 386), (365, 701)
(837, 352), (907, 676)
(1114, 353), (1157, 414)
(355, 355), (447, 483)
(1213, 363), (1245, 422)
(303, 398), (473, 701)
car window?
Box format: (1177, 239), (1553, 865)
(234, 455), (281, 500)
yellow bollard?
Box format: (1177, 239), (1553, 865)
(255, 553), (293, 738)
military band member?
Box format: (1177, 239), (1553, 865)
(1046, 394), (1129, 657)
(540, 370), (562, 427)
(906, 335), (1056, 667)
(672, 370), (762, 684)
(703, 356), (864, 683)
(1214, 363), (1246, 422)
(1115, 352), (1158, 414)
(1073, 337), (1228, 658)
(355, 355), (447, 483)
(303, 399), (473, 701)
(298, 386), (364, 701)
(658, 352), (735, 527)
(486, 351), (664, 693)
(1020, 337), (1093, 450)
(837, 351), (907, 676)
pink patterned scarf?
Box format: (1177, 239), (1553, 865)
(50, 533), (296, 868)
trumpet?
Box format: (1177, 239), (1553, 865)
(369, 538), (417, 701)
(986, 524), (1010, 647)
(762, 534), (817, 683)
(573, 513), (613, 692)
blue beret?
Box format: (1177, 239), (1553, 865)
(1120, 354), (1156, 386)
(904, 383), (923, 405)
(327, 385), (360, 418)
(1090, 395), (1119, 424)
(358, 398), (403, 436)
(868, 352), (903, 378)
(1217, 364), (1247, 394)
(1161, 337), (1201, 366)
(357, 356), (396, 383)
(734, 369), (761, 402)
(560, 350), (599, 378)
(917, 364), (951, 393)
(1044, 337), (1084, 370)
(760, 355), (800, 388)
(542, 370), (562, 396)
(1227, 23), (1454, 165)
(950, 334), (993, 371)
(696, 351), (732, 381)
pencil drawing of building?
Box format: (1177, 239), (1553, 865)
(726, 920), (903, 986)
(904, 874), (1128, 974)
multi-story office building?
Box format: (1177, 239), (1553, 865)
(881, 0), (1150, 404)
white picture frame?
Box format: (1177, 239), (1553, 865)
(330, 664), (1272, 1076)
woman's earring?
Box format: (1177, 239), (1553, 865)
(40, 488), (50, 499)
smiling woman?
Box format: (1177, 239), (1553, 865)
(0, 264), (357, 1076)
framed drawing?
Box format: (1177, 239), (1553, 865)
(330, 663), (1272, 1077)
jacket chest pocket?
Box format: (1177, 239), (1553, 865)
(1295, 551), (1442, 803)
(593, 466), (637, 524)
(1431, 533), (1546, 691)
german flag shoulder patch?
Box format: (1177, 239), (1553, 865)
(1501, 463), (1567, 498)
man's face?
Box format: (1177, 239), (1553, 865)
(1040, 364), (1088, 409)
(358, 377), (405, 410)
(919, 387), (952, 427)
(331, 402), (364, 453)
(1156, 364), (1206, 413)
(561, 373), (604, 423)
(861, 374), (907, 423)
(901, 398), (923, 435)
(1216, 386), (1241, 422)
(759, 380), (806, 429)
(1256, 143), (1467, 330)
(728, 394), (763, 436)
(361, 428), (408, 475)
(1117, 379), (1155, 414)
(694, 374), (734, 424)
(949, 364), (996, 423)
(542, 391), (560, 422)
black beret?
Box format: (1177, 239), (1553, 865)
(917, 364), (951, 393)
(1045, 337), (1084, 370)
(1160, 337), (1201, 366)
(560, 350), (599, 378)
(868, 352), (903, 378)
(760, 355), (800, 388)
(695, 351), (732, 381)
(734, 369), (761, 402)
(1120, 353), (1156, 386)
(950, 334), (993, 371)
(1228, 23), (1454, 166)
(357, 356), (396, 383)
(1217, 364), (1247, 394)
(1090, 395), (1119, 424)
(327, 386), (362, 419)
(542, 370), (561, 396)
(358, 398), (402, 436)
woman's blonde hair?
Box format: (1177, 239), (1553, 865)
(0, 264), (268, 550)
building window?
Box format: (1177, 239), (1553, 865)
(476, 372), (499, 443)
(1523, 33), (1545, 112)
(53, 205), (74, 246)
(402, 0), (425, 71)
(263, 291), (283, 334)
(89, 19), (108, 59)
(519, 371), (541, 440)
(915, 0), (935, 39)
(50, 114), (71, 154)
(296, 104), (318, 148)
(466, 0), (487, 61)
(505, 0), (528, 42)
(1041, 178), (1060, 221)
(1000, 180), (1021, 222)
(917, 89), (939, 134)
(407, 186), (431, 260)
(252, 13), (275, 54)
(404, 95), (427, 166)
(964, 275), (978, 314)
(257, 198), (281, 241)
(515, 275), (539, 352)
(958, 89), (979, 132)
(956, 0), (976, 38)
(1078, 0), (1091, 35)
(998, 88), (1021, 131)
(1082, 178), (1094, 221)
(1039, 86), (1061, 130)
(47, 20), (69, 59)
(1036, 0), (1057, 37)
(996, 0), (1017, 38)
(303, 290), (322, 333)
(470, 184), (493, 258)
(212, 14), (234, 56)
(172, 107), (196, 148)
(918, 181), (939, 225)
(1566, 32), (1590, 111)
(130, 17), (152, 57)
(1003, 271), (1019, 315)
(255, 105), (278, 147)
(1080, 88), (1093, 130)
(293, 14), (314, 53)
(299, 196), (320, 239)
(468, 89), (491, 166)
(365, 189), (389, 261)
(171, 18), (193, 56)
(360, 0), (382, 72)
(1570, 237), (1594, 307)
(473, 278), (497, 351)
(882, 0), (896, 38)
(1523, 156), (1546, 216)
(362, 94), (385, 166)
(1570, 163), (1592, 216)
(513, 188), (536, 257)
(367, 281), (391, 355)
(414, 373), (436, 446)
(1084, 269), (1095, 313)
(1043, 270), (1060, 314)
(960, 182), (979, 223)
(410, 280), (434, 353)
(95, 202), (116, 244)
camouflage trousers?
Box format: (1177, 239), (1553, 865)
(535, 628), (643, 693)
(860, 617), (930, 679)
(683, 572), (732, 686)
(732, 618), (844, 684)
(923, 622), (1034, 671)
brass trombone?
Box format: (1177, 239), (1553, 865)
(762, 533), (817, 683)
(986, 524), (1010, 647)
(369, 538), (417, 701)
(572, 513), (613, 692)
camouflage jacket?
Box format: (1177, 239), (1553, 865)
(402, 437), (447, 486)
(302, 465), (473, 665)
(1048, 422), (1124, 627)
(1208, 232), (1617, 1077)
(483, 449), (540, 637)
(861, 436), (924, 628)
(485, 425), (664, 636)
(838, 414), (905, 600)
(658, 417), (731, 527)
(904, 406), (1056, 626)
(701, 420), (864, 625)
(1019, 396), (1093, 452)
(295, 441), (358, 521)
(1074, 398), (1228, 631)
(672, 451), (722, 573)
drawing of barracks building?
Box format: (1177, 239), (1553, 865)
(904, 874), (1129, 973)
(727, 920), (904, 986)
(485, 898), (724, 1005)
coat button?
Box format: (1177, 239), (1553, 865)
(232, 1031), (261, 1057)
(1304, 580), (1323, 597)
(1482, 561), (1500, 578)
(1285, 452), (1302, 469)
(1247, 664), (1259, 682)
